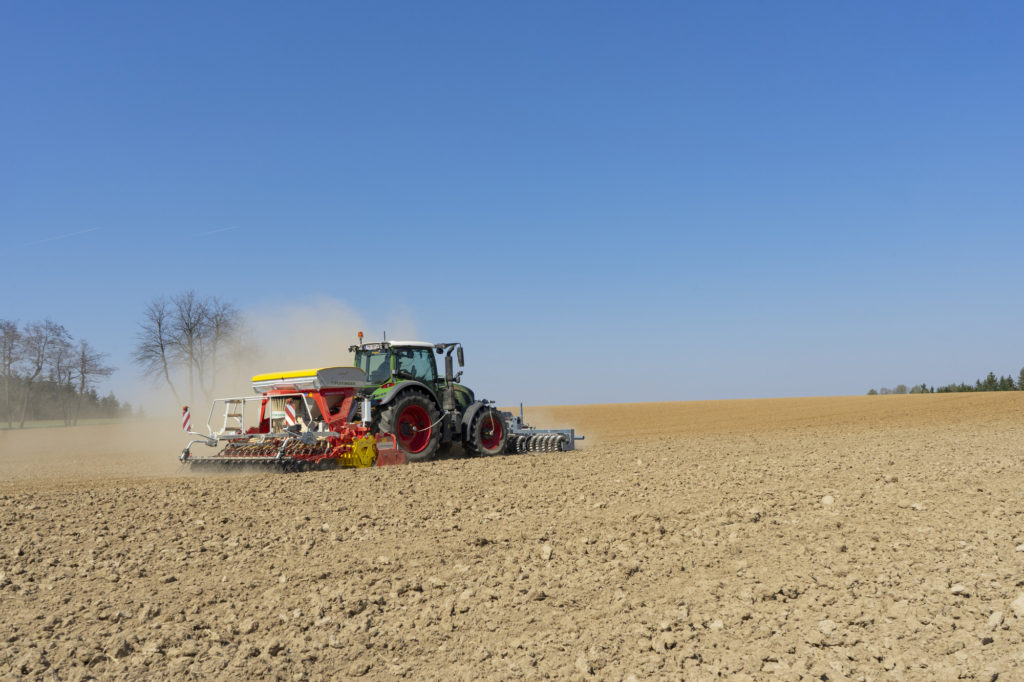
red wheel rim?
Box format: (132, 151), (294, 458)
(480, 413), (503, 450)
(396, 404), (431, 453)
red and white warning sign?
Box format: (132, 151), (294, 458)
(182, 406), (191, 432)
(284, 401), (297, 426)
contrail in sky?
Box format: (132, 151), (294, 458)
(23, 227), (100, 247)
(198, 226), (242, 236)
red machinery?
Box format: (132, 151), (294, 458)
(179, 366), (401, 470)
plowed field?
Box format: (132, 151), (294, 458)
(3, 393), (1024, 680)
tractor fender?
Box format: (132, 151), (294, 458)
(378, 380), (441, 409)
(460, 401), (500, 440)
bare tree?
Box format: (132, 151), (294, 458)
(74, 340), (115, 425)
(17, 320), (71, 428)
(171, 290), (209, 405)
(200, 298), (238, 399)
(48, 332), (76, 425)
(133, 291), (239, 406)
(0, 320), (21, 428)
(133, 298), (184, 405)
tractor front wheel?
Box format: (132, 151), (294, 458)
(379, 390), (441, 462)
(465, 408), (509, 457)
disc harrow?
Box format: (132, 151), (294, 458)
(501, 404), (583, 454)
(508, 433), (567, 453)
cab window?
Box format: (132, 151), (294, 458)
(357, 350), (391, 384)
(394, 347), (437, 382)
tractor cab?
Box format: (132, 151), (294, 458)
(351, 341), (455, 394)
(352, 341), (439, 385)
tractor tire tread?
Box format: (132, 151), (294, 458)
(379, 388), (442, 463)
(464, 407), (510, 457)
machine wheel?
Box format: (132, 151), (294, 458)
(379, 390), (441, 462)
(464, 407), (509, 457)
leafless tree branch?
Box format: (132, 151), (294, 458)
(133, 292), (240, 407)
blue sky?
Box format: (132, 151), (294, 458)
(2, 2), (1023, 407)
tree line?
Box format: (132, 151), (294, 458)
(1, 319), (123, 428)
(2, 290), (241, 428)
(868, 368), (1024, 395)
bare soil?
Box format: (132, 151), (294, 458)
(2, 393), (1024, 680)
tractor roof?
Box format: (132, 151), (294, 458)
(384, 340), (434, 349)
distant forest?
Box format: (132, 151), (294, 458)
(869, 369), (1024, 395)
(1, 318), (133, 428)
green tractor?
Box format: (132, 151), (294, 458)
(350, 339), (510, 462)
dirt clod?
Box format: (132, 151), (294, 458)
(1010, 594), (1024, 619)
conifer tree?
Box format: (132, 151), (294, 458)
(983, 372), (998, 391)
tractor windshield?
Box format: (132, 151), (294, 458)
(355, 349), (391, 384)
(393, 347), (437, 383)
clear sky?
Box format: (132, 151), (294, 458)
(2, 2), (1023, 407)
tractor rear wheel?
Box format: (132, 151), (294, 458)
(379, 390), (441, 462)
(465, 408), (509, 457)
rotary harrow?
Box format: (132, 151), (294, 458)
(180, 367), (401, 471)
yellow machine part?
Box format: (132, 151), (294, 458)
(338, 435), (378, 468)
(251, 368), (320, 382)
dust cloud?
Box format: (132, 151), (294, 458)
(217, 297), (419, 398)
(0, 418), (186, 483)
(136, 296), (418, 417)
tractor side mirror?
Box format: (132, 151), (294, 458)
(457, 346), (464, 367)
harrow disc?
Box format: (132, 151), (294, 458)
(505, 433), (566, 454)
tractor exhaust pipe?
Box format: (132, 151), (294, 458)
(442, 353), (457, 412)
